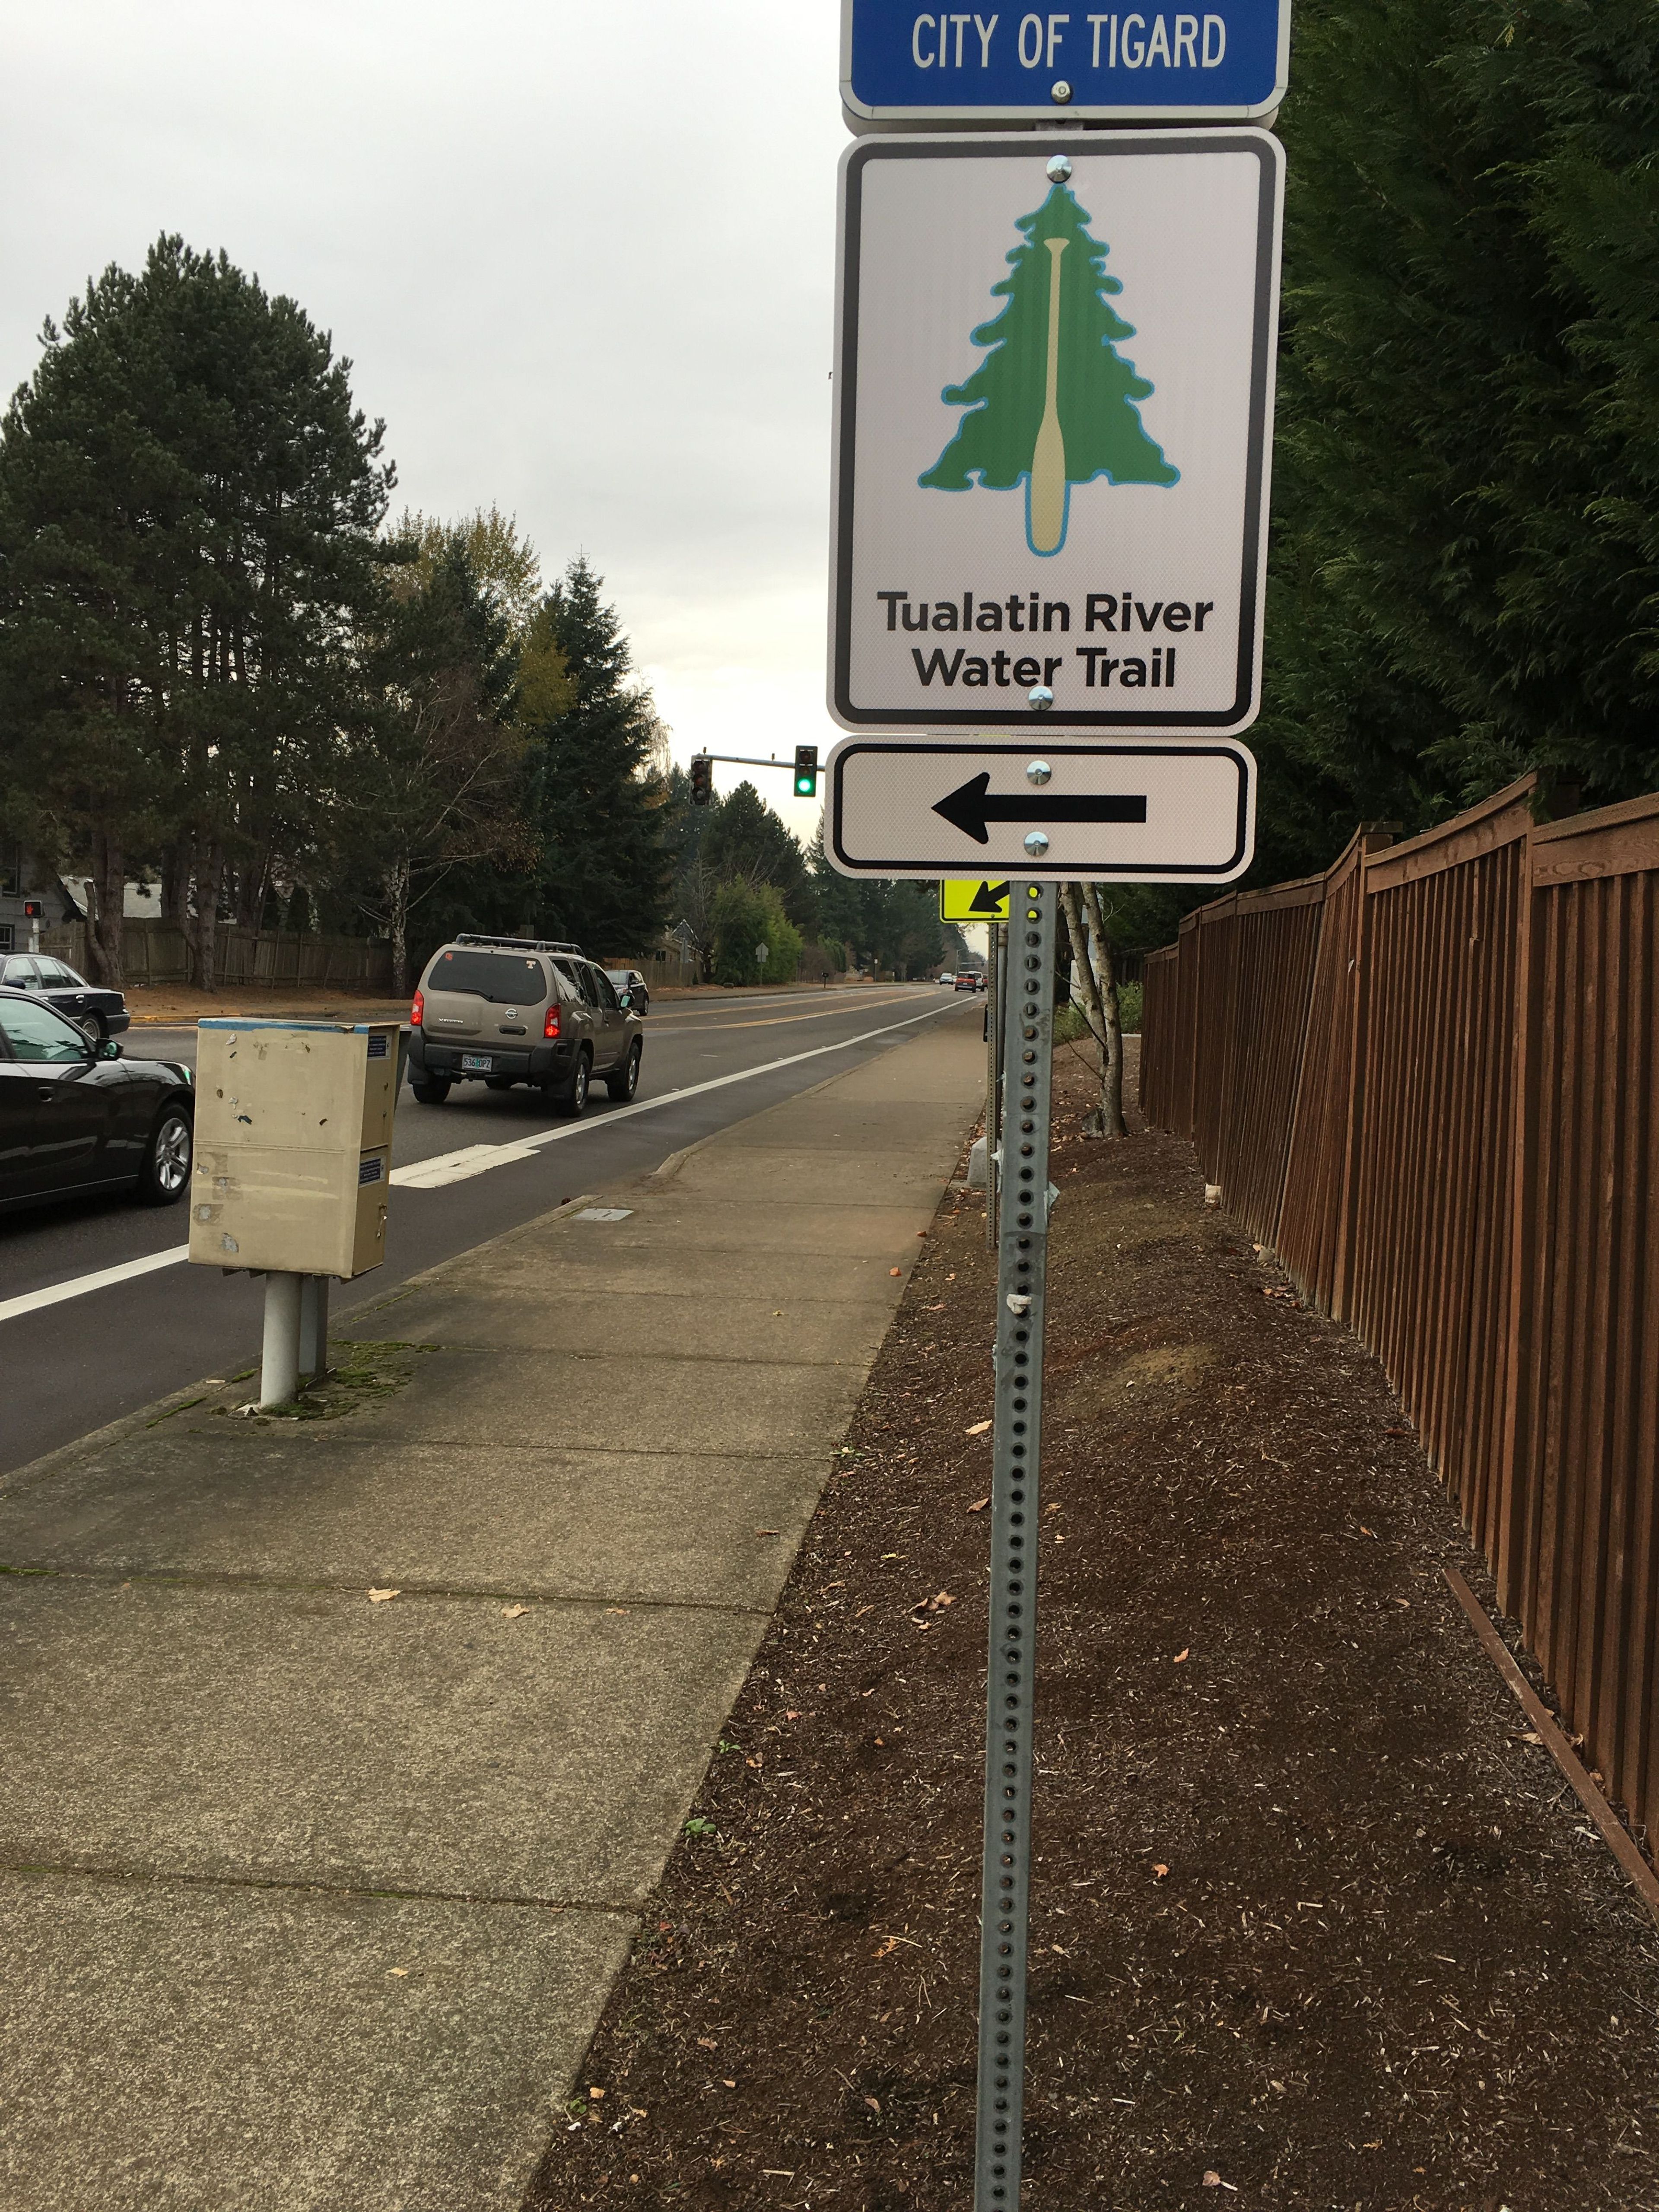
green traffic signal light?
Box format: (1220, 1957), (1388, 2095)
(794, 744), (819, 797)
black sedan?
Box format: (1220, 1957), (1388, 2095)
(0, 952), (129, 1041)
(0, 988), (193, 1213)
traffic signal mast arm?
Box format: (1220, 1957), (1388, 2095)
(690, 751), (814, 772)
(690, 747), (819, 800)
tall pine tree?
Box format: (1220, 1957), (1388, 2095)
(521, 557), (669, 955)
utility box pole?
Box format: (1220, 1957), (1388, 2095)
(189, 1019), (400, 1405)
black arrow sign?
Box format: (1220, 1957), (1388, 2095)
(932, 774), (1149, 847)
(969, 880), (1011, 915)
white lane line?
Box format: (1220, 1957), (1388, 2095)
(392, 1141), (545, 1190)
(0, 1000), (965, 1322)
(388, 999), (962, 1191)
(0, 1243), (191, 1325)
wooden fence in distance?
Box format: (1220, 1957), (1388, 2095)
(1141, 774), (1659, 1842)
(42, 918), (393, 995)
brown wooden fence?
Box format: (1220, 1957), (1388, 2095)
(41, 918), (393, 994)
(1141, 773), (1659, 1841)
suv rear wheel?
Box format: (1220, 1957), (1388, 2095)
(562, 1050), (591, 1117)
(606, 1041), (642, 1102)
(411, 1076), (451, 1105)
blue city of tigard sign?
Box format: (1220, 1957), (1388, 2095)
(842, 0), (1289, 121)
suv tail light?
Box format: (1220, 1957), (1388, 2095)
(543, 1003), (561, 1040)
(410, 988), (424, 1027)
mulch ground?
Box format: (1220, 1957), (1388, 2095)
(524, 1042), (1659, 2212)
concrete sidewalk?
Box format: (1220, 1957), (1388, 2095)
(0, 1014), (984, 2211)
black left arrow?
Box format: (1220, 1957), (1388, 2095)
(932, 773), (1148, 847)
(969, 880), (1011, 914)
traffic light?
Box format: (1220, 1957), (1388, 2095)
(793, 744), (820, 798)
(22, 899), (44, 919)
(690, 754), (713, 807)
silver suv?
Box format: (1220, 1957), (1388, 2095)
(407, 935), (644, 1114)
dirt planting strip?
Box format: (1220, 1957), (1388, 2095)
(524, 1045), (1659, 2212)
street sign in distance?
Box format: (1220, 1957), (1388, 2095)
(830, 131), (1284, 735)
(941, 877), (1013, 922)
(829, 738), (1254, 882)
(842, 0), (1290, 125)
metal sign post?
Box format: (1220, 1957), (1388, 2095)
(976, 881), (1057, 2212)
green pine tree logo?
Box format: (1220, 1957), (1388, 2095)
(919, 179), (1178, 556)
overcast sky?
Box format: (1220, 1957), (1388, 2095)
(1, 0), (849, 843)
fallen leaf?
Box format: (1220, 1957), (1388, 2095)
(607, 1606), (629, 1615)
(722, 2079), (737, 2089)
(502, 1603), (530, 1619)
(368, 1588), (400, 1604)
(1173, 1648), (1190, 1663)
(967, 1497), (991, 1514)
(864, 2096), (882, 2113)
(966, 1419), (992, 1436)
(697, 2037), (717, 2051)
(1392, 1597), (1411, 1608)
(1515, 1730), (1544, 1746)
(589, 2087), (606, 2101)
(1152, 1863), (1170, 1879)
(872, 1936), (899, 1958)
(386, 1967), (409, 1977)
(1360, 1525), (1376, 1537)
(785, 1709), (800, 1720)
(890, 1267), (902, 1277)
(1203, 2173), (1222, 2189)
(917, 1229), (928, 1238)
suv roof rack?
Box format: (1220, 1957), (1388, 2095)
(452, 933), (585, 956)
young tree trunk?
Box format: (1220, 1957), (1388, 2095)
(1082, 883), (1128, 1138)
(85, 823), (125, 987)
(1059, 883), (1108, 1111)
(385, 855), (411, 996)
(191, 839), (226, 994)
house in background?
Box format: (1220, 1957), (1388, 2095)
(0, 843), (85, 957)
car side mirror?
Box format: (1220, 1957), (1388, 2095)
(98, 1038), (122, 1060)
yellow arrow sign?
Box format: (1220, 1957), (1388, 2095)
(939, 878), (1012, 923)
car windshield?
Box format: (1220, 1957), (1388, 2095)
(0, 996), (91, 1062)
(425, 950), (546, 1003)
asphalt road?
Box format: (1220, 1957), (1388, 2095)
(0, 986), (979, 1477)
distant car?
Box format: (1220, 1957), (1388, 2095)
(0, 988), (193, 1212)
(954, 971), (982, 993)
(938, 972), (956, 986)
(0, 953), (129, 1042)
(604, 967), (650, 1017)
(407, 934), (644, 1113)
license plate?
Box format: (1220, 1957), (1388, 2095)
(461, 1053), (493, 1072)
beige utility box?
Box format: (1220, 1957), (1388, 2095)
(188, 1020), (399, 1278)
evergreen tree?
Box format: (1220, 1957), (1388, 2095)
(0, 236), (393, 984)
(1250, 0), (1659, 868)
(921, 180), (1176, 555)
(699, 780), (815, 927)
(521, 556), (670, 955)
